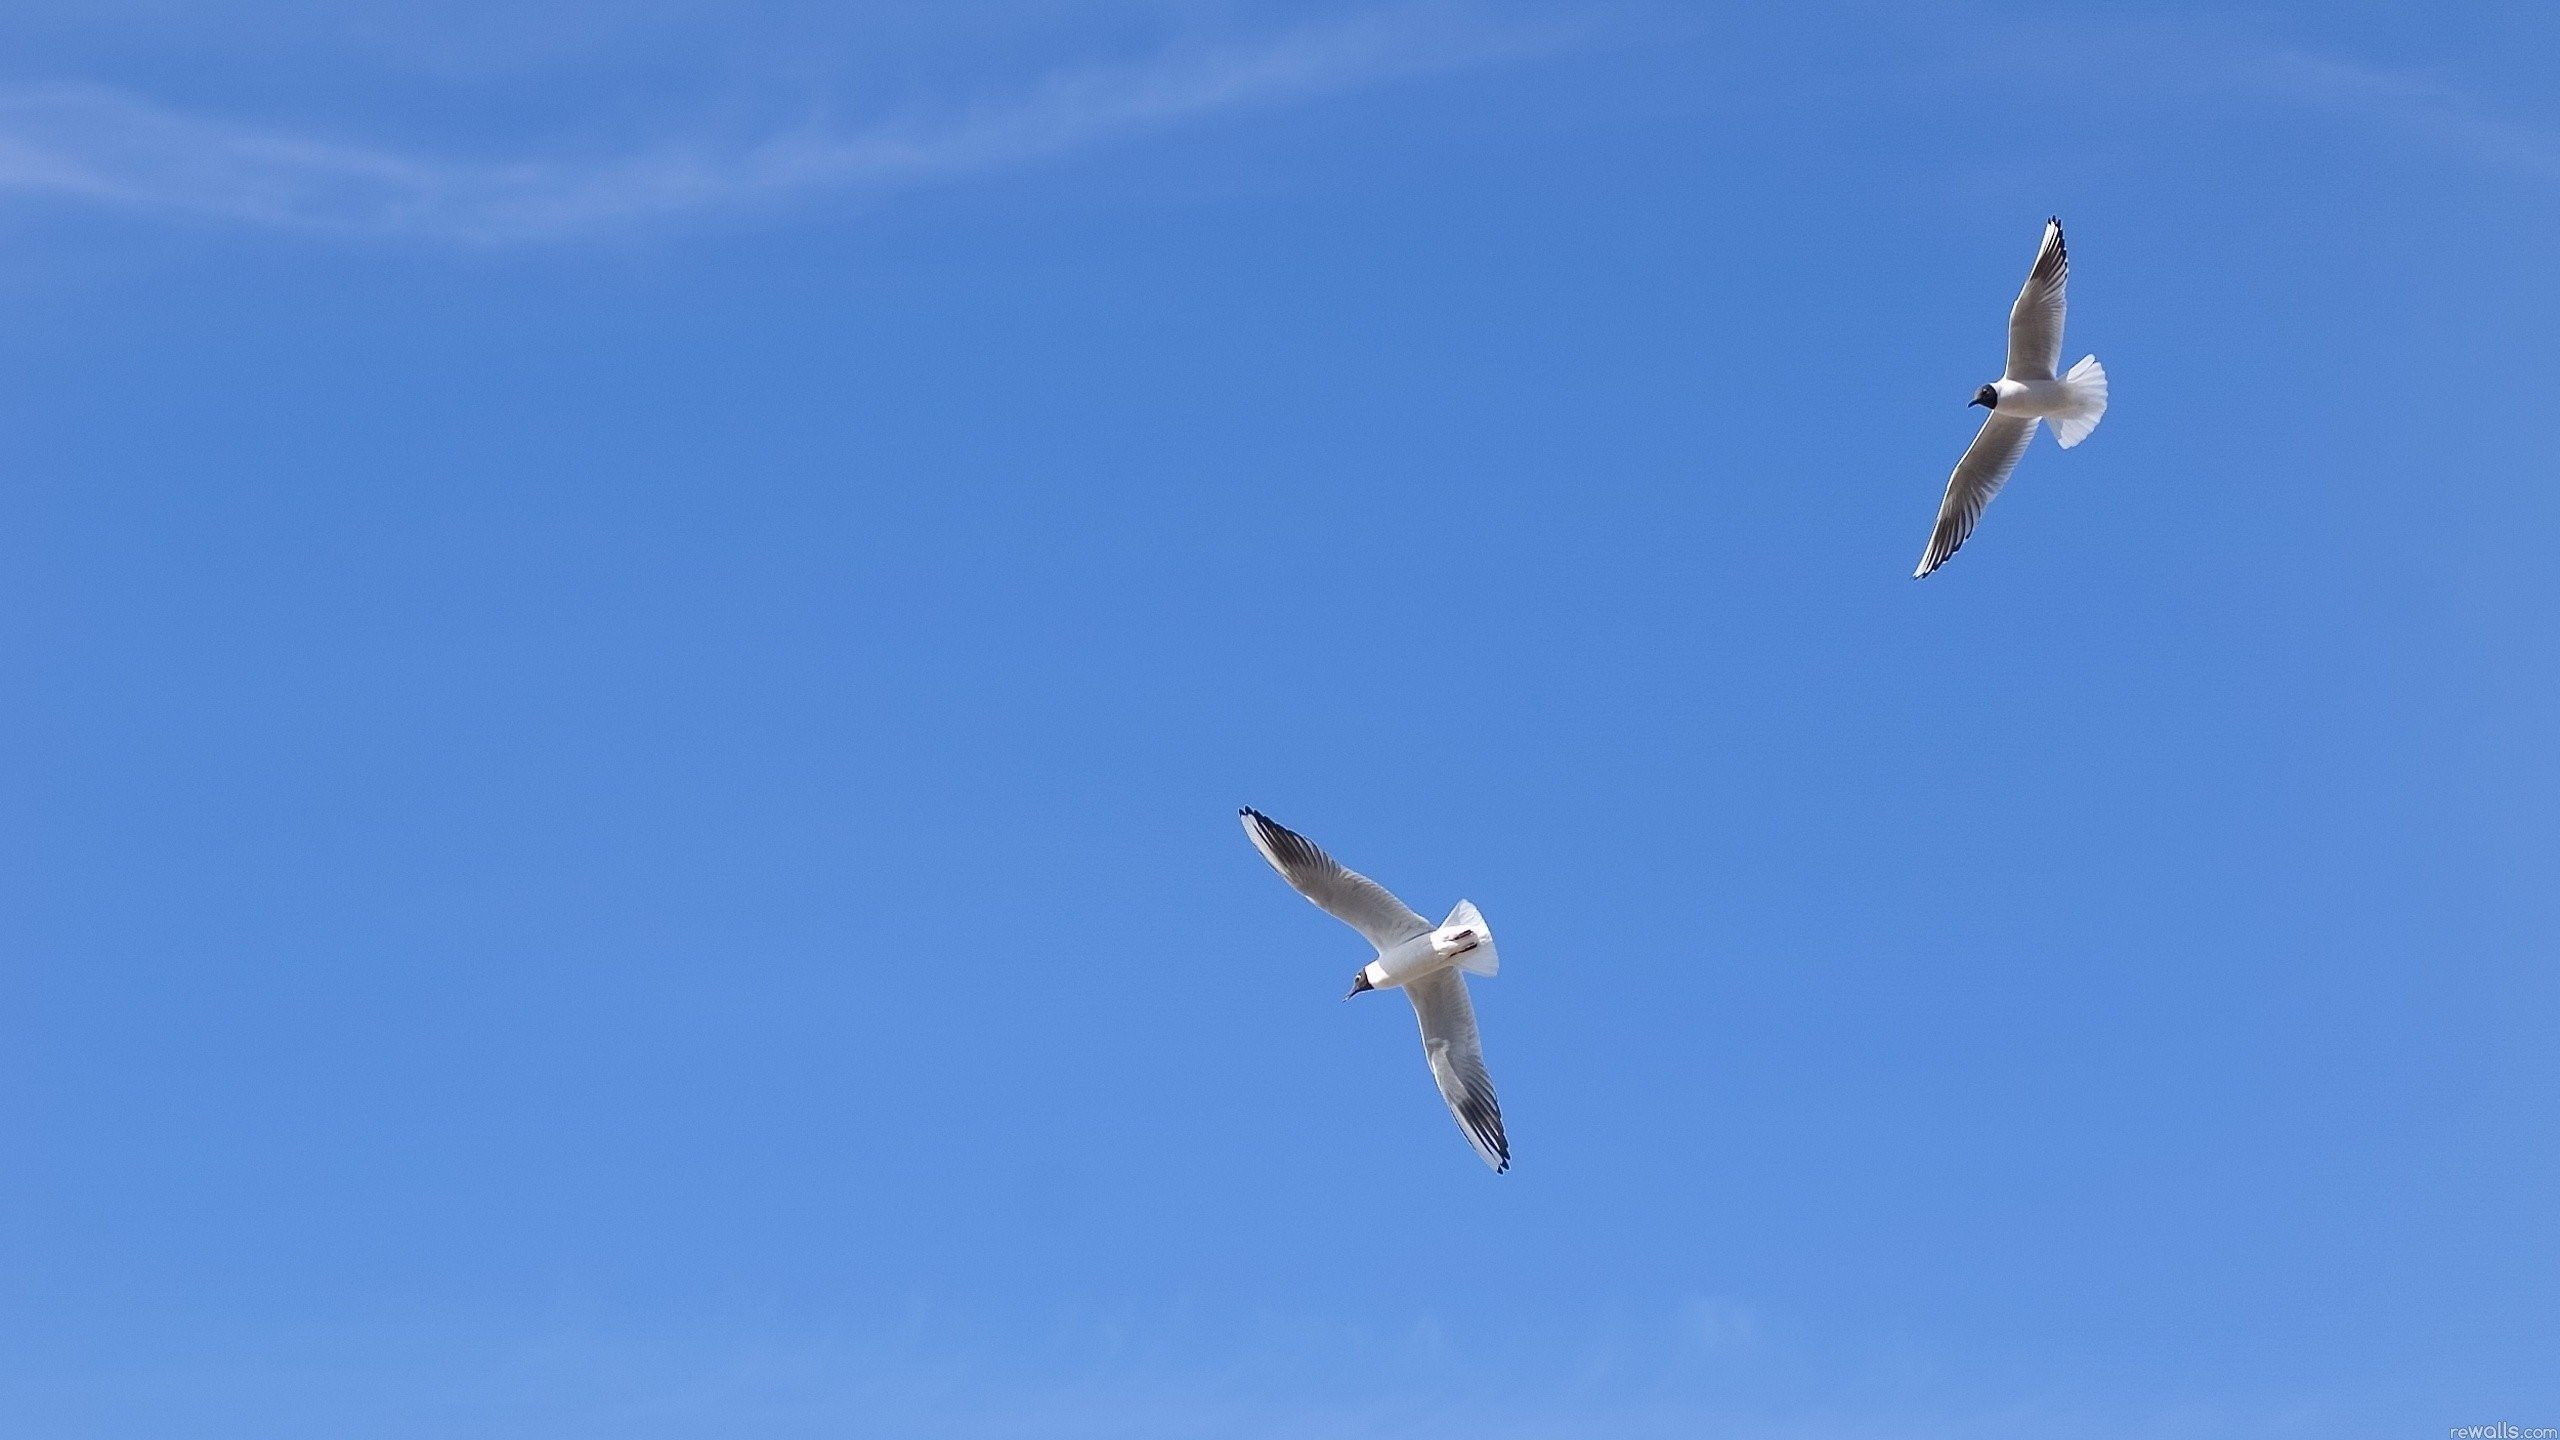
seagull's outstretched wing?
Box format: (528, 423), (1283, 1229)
(1240, 808), (1431, 951)
(1915, 413), (2040, 578)
(1406, 969), (1509, 1173)
(2005, 216), (2068, 382)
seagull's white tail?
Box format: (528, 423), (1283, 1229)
(1442, 900), (1499, 977)
(2048, 355), (2108, 449)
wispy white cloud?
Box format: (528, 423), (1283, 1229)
(2255, 50), (2560, 184)
(0, 1299), (2363, 1440)
(1993, 18), (2560, 191)
(0, 6), (1555, 243)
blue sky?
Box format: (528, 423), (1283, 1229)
(2, 2), (2555, 1435)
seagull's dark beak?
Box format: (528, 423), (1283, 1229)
(1344, 972), (1374, 1000)
(1969, 394), (1992, 408)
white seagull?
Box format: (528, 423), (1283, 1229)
(1915, 216), (2109, 578)
(1239, 807), (1509, 1173)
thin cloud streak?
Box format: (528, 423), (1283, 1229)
(0, 7), (1551, 243)
(2258, 49), (2560, 184)
(0, 1306), (2357, 1440)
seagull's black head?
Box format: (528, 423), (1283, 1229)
(1344, 971), (1374, 1000)
(1971, 384), (1999, 409)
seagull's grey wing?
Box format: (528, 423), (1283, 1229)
(2004, 216), (2068, 382)
(1915, 412), (2040, 578)
(1405, 969), (1508, 1173)
(1240, 808), (1431, 951)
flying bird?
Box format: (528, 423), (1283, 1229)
(1239, 807), (1509, 1173)
(1914, 216), (2109, 577)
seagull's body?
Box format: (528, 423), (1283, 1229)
(1239, 807), (1509, 1173)
(1978, 374), (2091, 421)
(1915, 216), (2109, 578)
